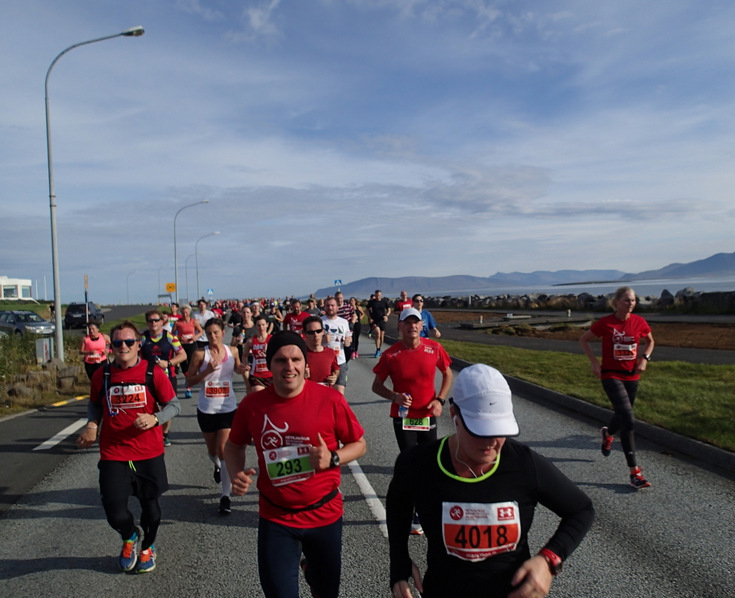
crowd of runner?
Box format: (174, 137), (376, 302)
(76, 285), (661, 597)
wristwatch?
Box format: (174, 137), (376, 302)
(539, 548), (563, 575)
(643, 354), (652, 361)
(329, 451), (340, 468)
(435, 397), (446, 406)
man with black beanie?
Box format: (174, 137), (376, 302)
(225, 331), (366, 598)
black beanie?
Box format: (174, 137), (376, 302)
(265, 331), (308, 369)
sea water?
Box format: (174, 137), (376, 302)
(437, 276), (735, 299)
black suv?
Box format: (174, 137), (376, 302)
(64, 302), (105, 329)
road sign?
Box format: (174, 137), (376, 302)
(334, 279), (342, 286)
(165, 283), (176, 293)
(207, 288), (214, 296)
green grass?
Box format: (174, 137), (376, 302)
(440, 339), (735, 452)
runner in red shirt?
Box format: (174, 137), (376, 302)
(579, 286), (655, 489)
(225, 331), (366, 598)
(76, 321), (180, 574)
(282, 299), (310, 336)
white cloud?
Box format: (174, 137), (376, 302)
(1, 0), (734, 303)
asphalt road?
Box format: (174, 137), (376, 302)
(1, 343), (734, 597)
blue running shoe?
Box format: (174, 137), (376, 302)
(119, 527), (141, 572)
(136, 545), (156, 573)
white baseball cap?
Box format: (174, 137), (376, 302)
(399, 307), (422, 321)
(451, 364), (519, 437)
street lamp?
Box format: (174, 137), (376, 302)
(184, 254), (196, 304)
(157, 265), (172, 303)
(45, 25), (145, 361)
(195, 231), (220, 301)
(173, 200), (209, 304)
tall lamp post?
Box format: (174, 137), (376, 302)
(195, 231), (220, 301)
(184, 254), (196, 305)
(45, 25), (145, 361)
(173, 200), (209, 304)
(157, 265), (172, 302)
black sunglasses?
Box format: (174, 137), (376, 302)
(147, 318), (162, 323)
(304, 329), (324, 335)
(111, 339), (138, 348)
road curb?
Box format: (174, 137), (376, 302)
(448, 355), (735, 481)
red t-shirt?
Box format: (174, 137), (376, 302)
(283, 311), (310, 335)
(589, 313), (651, 381)
(251, 334), (272, 378)
(307, 349), (339, 384)
(229, 381), (365, 528)
(90, 359), (176, 461)
(373, 339), (452, 418)
(394, 299), (413, 314)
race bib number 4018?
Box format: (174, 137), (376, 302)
(442, 501), (521, 561)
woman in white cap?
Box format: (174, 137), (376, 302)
(386, 364), (594, 598)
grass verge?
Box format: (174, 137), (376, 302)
(440, 339), (735, 453)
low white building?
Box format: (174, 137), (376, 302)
(0, 276), (33, 300)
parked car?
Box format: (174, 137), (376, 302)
(64, 302), (105, 329)
(0, 310), (56, 336)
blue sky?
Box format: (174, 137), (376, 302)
(2, 0), (734, 304)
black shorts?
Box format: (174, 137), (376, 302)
(372, 319), (387, 332)
(98, 454), (169, 500)
(249, 375), (273, 388)
(197, 409), (236, 434)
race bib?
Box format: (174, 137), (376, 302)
(264, 444), (315, 487)
(109, 384), (146, 410)
(442, 501), (521, 562)
(204, 380), (231, 398)
(613, 342), (637, 361)
(402, 417), (431, 431)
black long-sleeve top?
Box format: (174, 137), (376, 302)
(386, 437), (594, 598)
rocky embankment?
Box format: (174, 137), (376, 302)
(422, 287), (735, 313)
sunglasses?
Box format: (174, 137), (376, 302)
(304, 329), (324, 335)
(414, 299), (424, 302)
(147, 318), (162, 323)
(111, 339), (138, 348)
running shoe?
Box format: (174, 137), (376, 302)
(163, 434), (172, 447)
(630, 467), (651, 490)
(219, 496), (231, 514)
(214, 465), (221, 484)
(353, 351), (358, 359)
(184, 388), (192, 398)
(374, 349), (381, 358)
(410, 513), (424, 536)
(119, 526), (141, 572)
(136, 545), (156, 573)
(600, 426), (613, 457)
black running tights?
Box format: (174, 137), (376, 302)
(602, 378), (639, 468)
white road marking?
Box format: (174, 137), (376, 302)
(33, 418), (87, 451)
(348, 459), (388, 538)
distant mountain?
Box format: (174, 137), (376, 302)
(623, 252), (735, 281)
(313, 252), (735, 298)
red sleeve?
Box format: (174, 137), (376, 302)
(152, 366), (176, 403)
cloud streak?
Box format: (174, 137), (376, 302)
(1, 1), (734, 303)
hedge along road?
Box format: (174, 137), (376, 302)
(0, 344), (734, 597)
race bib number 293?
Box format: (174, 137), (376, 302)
(442, 501), (521, 562)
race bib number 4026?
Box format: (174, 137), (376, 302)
(442, 501), (521, 562)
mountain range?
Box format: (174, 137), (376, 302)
(313, 252), (735, 298)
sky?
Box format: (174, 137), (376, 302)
(2, 0), (734, 305)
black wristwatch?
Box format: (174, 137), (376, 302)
(329, 451), (340, 468)
(643, 354), (651, 361)
(435, 397), (446, 406)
